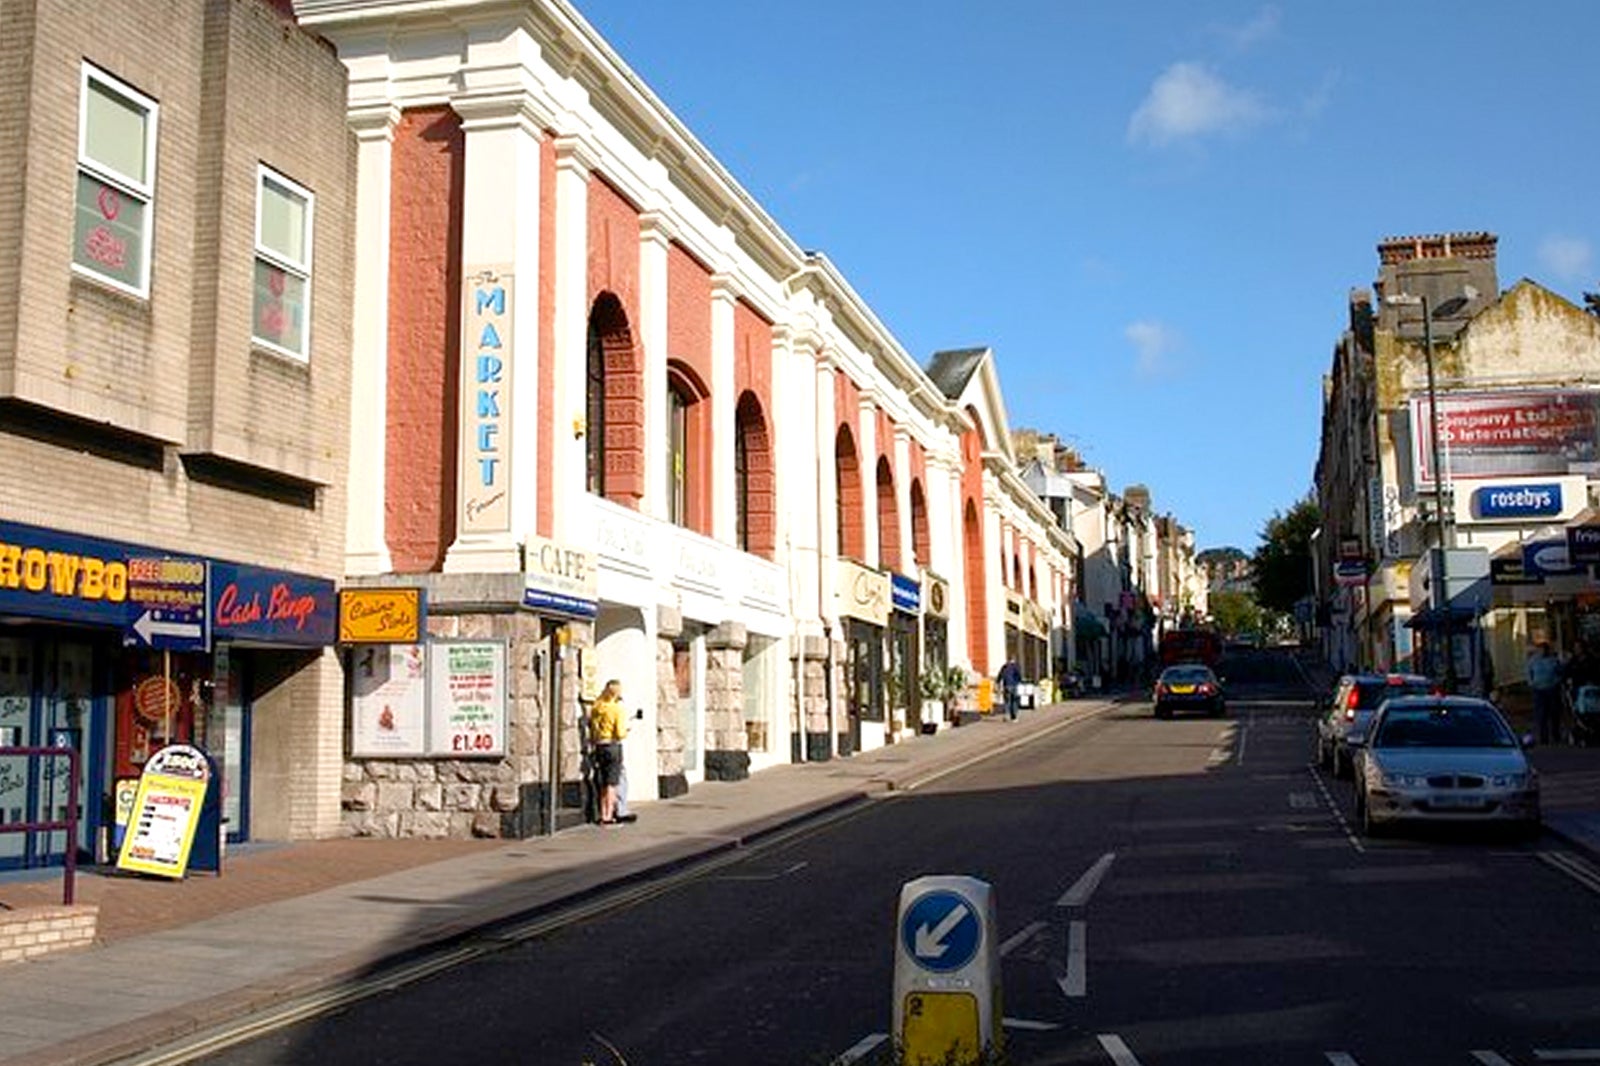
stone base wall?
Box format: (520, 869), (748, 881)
(0, 904), (97, 966)
(342, 606), (591, 839)
(794, 633), (835, 762)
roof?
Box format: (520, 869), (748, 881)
(925, 347), (989, 400)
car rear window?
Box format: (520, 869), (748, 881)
(1354, 680), (1431, 708)
(1162, 666), (1211, 684)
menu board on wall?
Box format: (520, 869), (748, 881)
(428, 641), (506, 757)
(350, 644), (428, 757)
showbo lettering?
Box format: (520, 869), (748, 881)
(0, 542), (127, 602)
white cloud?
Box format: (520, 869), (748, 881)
(1125, 320), (1183, 379)
(1127, 62), (1271, 147)
(1538, 234), (1594, 282)
(1217, 6), (1281, 51)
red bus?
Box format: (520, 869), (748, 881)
(1159, 629), (1223, 668)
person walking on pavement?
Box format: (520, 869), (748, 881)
(588, 679), (630, 825)
(997, 658), (1022, 722)
(1527, 641), (1565, 746)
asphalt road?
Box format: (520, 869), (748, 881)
(194, 649), (1600, 1065)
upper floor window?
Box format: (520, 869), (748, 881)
(667, 379), (690, 526)
(253, 167), (314, 359)
(74, 65), (158, 297)
(586, 318), (607, 496)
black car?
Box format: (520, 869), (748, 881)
(1153, 664), (1226, 719)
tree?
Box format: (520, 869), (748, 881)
(1252, 495), (1321, 616)
(1209, 589), (1262, 637)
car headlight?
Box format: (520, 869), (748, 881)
(1490, 772), (1535, 789)
(1377, 770), (1428, 789)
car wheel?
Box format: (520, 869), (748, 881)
(1155, 705), (1171, 720)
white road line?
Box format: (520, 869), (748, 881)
(1056, 920), (1087, 998)
(1325, 1053), (1362, 1066)
(999, 920), (1048, 957)
(1539, 851), (1600, 896)
(1002, 1017), (1060, 1031)
(832, 1033), (887, 1064)
(1472, 1052), (1515, 1065)
(1237, 715), (1249, 764)
(1309, 764), (1364, 853)
(1097, 1033), (1144, 1065)
(1059, 852), (1117, 907)
(1534, 1051), (1600, 1061)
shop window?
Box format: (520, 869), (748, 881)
(586, 317), (607, 496)
(74, 65), (158, 297)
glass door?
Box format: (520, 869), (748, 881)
(40, 641), (97, 861)
(0, 636), (33, 866)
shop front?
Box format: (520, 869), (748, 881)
(889, 574), (922, 737)
(837, 559), (890, 755)
(0, 520), (337, 869)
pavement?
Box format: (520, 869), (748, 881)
(1, 669), (1598, 1066)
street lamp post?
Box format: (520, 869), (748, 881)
(1391, 292), (1458, 691)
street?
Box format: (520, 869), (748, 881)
(191, 648), (1600, 1065)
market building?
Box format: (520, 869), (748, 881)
(0, 0), (355, 867)
(297, 0), (1076, 838)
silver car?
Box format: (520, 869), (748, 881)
(1354, 695), (1540, 838)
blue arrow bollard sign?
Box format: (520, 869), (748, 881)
(900, 889), (982, 973)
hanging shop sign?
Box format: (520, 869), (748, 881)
(350, 644), (428, 757)
(428, 640), (507, 757)
(522, 535), (598, 618)
(836, 559), (890, 627)
(210, 562), (336, 646)
(126, 556), (210, 651)
(1523, 538), (1586, 580)
(458, 266), (514, 536)
(891, 573), (922, 614)
(1566, 523), (1600, 565)
(924, 575), (950, 621)
(339, 587), (424, 643)
(1490, 557), (1542, 586)
(116, 744), (211, 879)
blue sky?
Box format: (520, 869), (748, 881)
(579, 2), (1597, 553)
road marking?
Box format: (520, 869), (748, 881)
(999, 920), (1048, 957)
(1056, 920), (1087, 998)
(1097, 1033), (1144, 1065)
(831, 1033), (887, 1064)
(1539, 851), (1600, 897)
(1534, 1051), (1600, 1061)
(1059, 852), (1117, 907)
(1473, 1052), (1515, 1065)
(1289, 790), (1320, 809)
(1325, 1054), (1362, 1065)
(709, 861), (808, 881)
(1309, 765), (1364, 853)
(1002, 1017), (1060, 1031)
(1237, 716), (1249, 764)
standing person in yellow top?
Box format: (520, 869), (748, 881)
(588, 679), (628, 825)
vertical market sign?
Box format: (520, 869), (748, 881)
(428, 641), (506, 756)
(459, 267), (513, 535)
(116, 744), (210, 879)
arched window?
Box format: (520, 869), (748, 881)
(910, 480), (930, 569)
(665, 361), (710, 533)
(734, 392), (774, 557)
(667, 379), (689, 526)
(586, 316), (606, 496)
(836, 426), (863, 560)
(876, 456), (900, 571)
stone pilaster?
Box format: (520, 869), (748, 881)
(703, 622), (748, 780)
(654, 604), (688, 797)
(794, 633), (834, 763)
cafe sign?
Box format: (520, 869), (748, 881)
(523, 535), (598, 619)
(339, 587), (424, 643)
(836, 559), (890, 627)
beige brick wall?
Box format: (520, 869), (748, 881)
(0, 904), (99, 966)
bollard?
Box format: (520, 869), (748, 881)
(892, 875), (1001, 1065)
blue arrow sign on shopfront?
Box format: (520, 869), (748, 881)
(900, 889), (982, 973)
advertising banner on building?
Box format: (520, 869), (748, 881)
(836, 559), (890, 627)
(428, 641), (506, 757)
(458, 266), (514, 536)
(1411, 389), (1600, 488)
(339, 588), (424, 643)
(350, 644), (428, 757)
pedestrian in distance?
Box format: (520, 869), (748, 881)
(1527, 641), (1565, 746)
(588, 679), (630, 825)
(996, 658), (1022, 722)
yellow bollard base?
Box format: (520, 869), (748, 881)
(901, 990), (981, 1065)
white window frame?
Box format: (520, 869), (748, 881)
(74, 64), (159, 298)
(252, 164), (315, 361)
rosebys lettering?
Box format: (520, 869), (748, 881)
(216, 581), (319, 631)
(1472, 482), (1563, 520)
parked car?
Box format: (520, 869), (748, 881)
(1353, 695), (1540, 839)
(1153, 663), (1226, 719)
(1315, 672), (1435, 778)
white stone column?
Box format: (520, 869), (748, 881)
(945, 456), (968, 666)
(638, 212), (672, 520)
(344, 103), (399, 577)
(710, 274), (738, 544)
(894, 427), (913, 574)
(444, 94), (543, 573)
(985, 477), (1005, 669)
(551, 136), (596, 544)
(857, 391), (879, 567)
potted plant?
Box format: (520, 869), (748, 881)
(918, 670), (946, 733)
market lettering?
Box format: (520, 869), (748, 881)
(0, 542), (127, 602)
